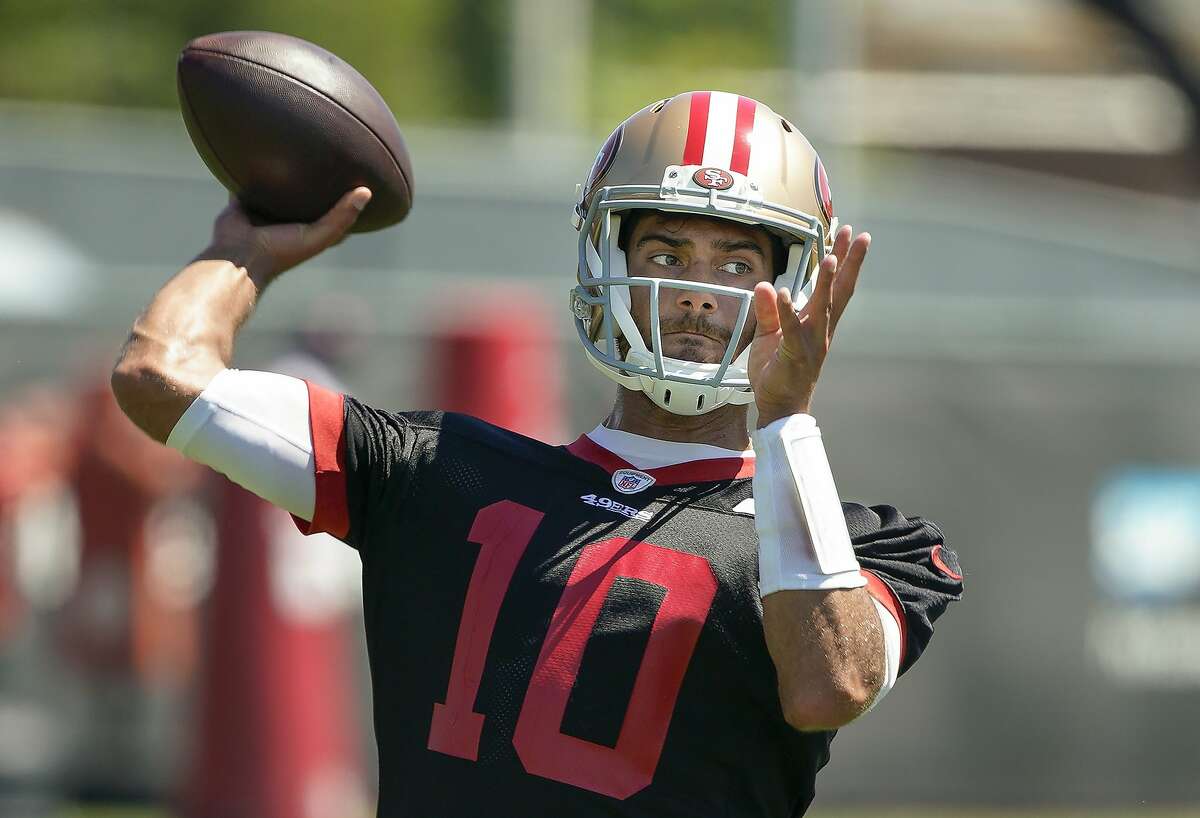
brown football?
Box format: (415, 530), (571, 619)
(177, 31), (413, 233)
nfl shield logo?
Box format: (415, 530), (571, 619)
(612, 468), (656, 494)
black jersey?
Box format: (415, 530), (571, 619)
(296, 383), (963, 817)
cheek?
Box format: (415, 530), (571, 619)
(621, 286), (653, 348)
(627, 286), (650, 321)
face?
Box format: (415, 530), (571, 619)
(623, 211), (777, 364)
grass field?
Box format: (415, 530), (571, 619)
(58, 808), (1200, 818)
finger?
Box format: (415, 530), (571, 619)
(777, 287), (814, 338)
(752, 282), (781, 337)
(831, 224), (852, 266)
(830, 232), (870, 332)
(806, 252), (837, 317)
(304, 187), (372, 250)
(776, 285), (802, 332)
(775, 287), (816, 362)
(801, 253), (838, 343)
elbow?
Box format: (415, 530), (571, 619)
(779, 670), (880, 732)
(110, 358), (168, 442)
(111, 355), (146, 408)
(112, 326), (222, 443)
(110, 354), (189, 444)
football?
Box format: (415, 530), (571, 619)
(177, 31), (413, 233)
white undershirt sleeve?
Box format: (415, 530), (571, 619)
(166, 368), (317, 520)
(866, 597), (902, 711)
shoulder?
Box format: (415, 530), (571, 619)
(343, 403), (578, 474)
(437, 412), (577, 470)
(842, 502), (945, 549)
(845, 502), (961, 583)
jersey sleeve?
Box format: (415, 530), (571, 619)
(294, 381), (421, 552)
(846, 503), (963, 676)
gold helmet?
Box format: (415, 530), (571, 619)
(570, 90), (838, 416)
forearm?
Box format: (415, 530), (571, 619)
(113, 251), (266, 442)
(762, 587), (883, 731)
(752, 413), (890, 730)
(112, 188), (370, 443)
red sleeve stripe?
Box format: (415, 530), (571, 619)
(862, 569), (907, 667)
(931, 544), (963, 580)
(298, 380), (350, 539)
(728, 95), (757, 175)
(682, 91), (712, 166)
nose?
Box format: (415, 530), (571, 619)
(673, 279), (717, 315)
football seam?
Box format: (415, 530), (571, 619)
(182, 46), (411, 202)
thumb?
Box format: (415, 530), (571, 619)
(306, 187), (372, 249)
(753, 282), (781, 337)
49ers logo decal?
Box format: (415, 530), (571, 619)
(692, 167), (734, 190)
(579, 124), (624, 212)
(814, 155), (834, 223)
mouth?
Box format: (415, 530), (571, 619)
(664, 330), (725, 345)
(661, 331), (727, 364)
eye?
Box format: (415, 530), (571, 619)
(649, 253), (682, 267)
(719, 260), (753, 276)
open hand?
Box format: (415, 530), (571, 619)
(748, 225), (870, 427)
(201, 187), (372, 285)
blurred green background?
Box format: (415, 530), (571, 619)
(0, 0), (787, 126)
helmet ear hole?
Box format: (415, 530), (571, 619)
(664, 388), (672, 405)
(586, 303), (605, 343)
(696, 394), (705, 411)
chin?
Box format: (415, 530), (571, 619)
(663, 340), (723, 364)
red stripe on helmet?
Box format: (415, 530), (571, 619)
(682, 91), (712, 166)
(729, 96), (757, 175)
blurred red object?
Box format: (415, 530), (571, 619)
(183, 352), (367, 818)
(58, 379), (203, 682)
(429, 288), (565, 442)
(0, 385), (77, 643)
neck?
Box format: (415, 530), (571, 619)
(602, 388), (750, 450)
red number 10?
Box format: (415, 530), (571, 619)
(427, 500), (717, 800)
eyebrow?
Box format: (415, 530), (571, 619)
(713, 238), (766, 259)
(635, 233), (766, 259)
(636, 232), (690, 250)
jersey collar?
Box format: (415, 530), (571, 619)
(565, 426), (755, 485)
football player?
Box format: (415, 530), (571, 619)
(113, 91), (962, 816)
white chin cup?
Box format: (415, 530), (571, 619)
(624, 350), (754, 416)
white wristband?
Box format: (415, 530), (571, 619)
(752, 414), (865, 595)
